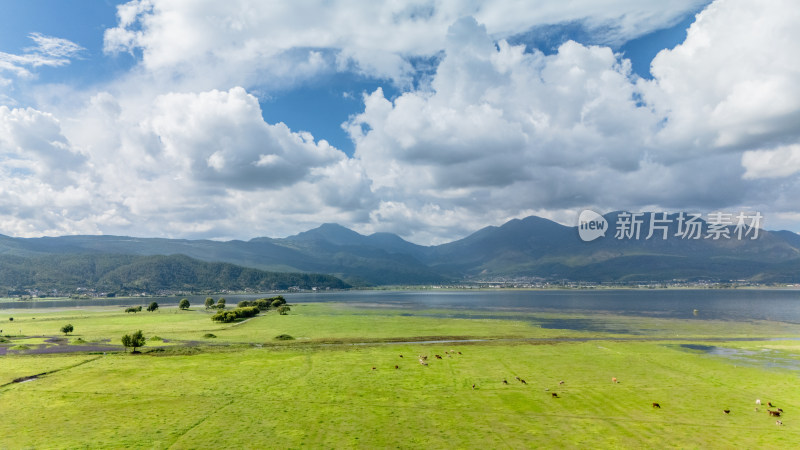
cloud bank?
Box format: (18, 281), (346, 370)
(0, 0), (798, 243)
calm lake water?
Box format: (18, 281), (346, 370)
(4, 289), (800, 323)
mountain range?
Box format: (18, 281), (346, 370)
(1, 212), (799, 291)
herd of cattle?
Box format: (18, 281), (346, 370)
(371, 352), (787, 425)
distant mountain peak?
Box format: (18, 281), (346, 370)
(286, 222), (365, 245)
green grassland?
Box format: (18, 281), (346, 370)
(1, 303), (800, 448)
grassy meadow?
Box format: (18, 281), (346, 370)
(1, 301), (800, 448)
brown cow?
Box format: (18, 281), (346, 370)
(395, 365), (399, 369)
(520, 379), (527, 385)
(612, 377), (618, 383)
(769, 410), (781, 417)
(502, 379), (508, 385)
(652, 403), (661, 408)
(435, 355), (442, 359)
(552, 393), (559, 398)
(723, 409), (730, 415)
(559, 380), (565, 385)
(472, 384), (476, 390)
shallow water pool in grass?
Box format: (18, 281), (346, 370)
(678, 343), (800, 371)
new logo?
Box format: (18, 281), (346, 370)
(578, 210), (607, 242)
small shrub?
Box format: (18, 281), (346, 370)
(274, 334), (295, 341)
(149, 335), (163, 341)
(277, 305), (291, 315)
(203, 333), (217, 339)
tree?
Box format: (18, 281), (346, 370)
(61, 324), (74, 335)
(125, 306), (142, 313)
(217, 298), (226, 309)
(277, 305), (291, 315)
(147, 301), (159, 312)
(179, 298), (190, 310)
(271, 299), (285, 308)
(121, 330), (146, 353)
(204, 297), (215, 309)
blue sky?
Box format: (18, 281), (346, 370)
(0, 0), (798, 243)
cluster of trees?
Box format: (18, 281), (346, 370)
(121, 330), (146, 353)
(125, 302), (159, 313)
(211, 296), (290, 322)
(212, 306), (260, 323)
(203, 297), (226, 309)
(237, 295), (285, 309)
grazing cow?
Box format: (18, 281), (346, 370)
(769, 402), (775, 407)
(472, 384), (476, 390)
(559, 380), (565, 385)
(723, 409), (730, 415)
(756, 399), (761, 405)
(769, 410), (781, 417)
(399, 355), (403, 358)
(458, 351), (462, 355)
(520, 379), (527, 385)
(435, 355), (442, 359)
(612, 377), (618, 383)
(503, 379), (508, 385)
(652, 403), (661, 409)
(552, 393), (559, 398)
(372, 367), (376, 370)
(395, 365), (399, 369)
(515, 376), (521, 381)
(777, 408), (784, 413)
(419, 359), (428, 366)
(777, 420), (783, 426)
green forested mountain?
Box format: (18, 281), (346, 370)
(0, 253), (349, 295)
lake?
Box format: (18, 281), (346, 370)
(3, 288), (800, 323)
